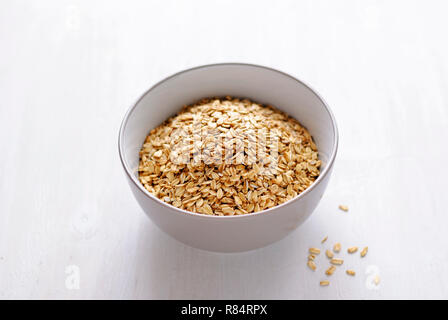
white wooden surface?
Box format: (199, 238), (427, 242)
(1, 0), (448, 299)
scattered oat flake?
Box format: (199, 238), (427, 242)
(346, 270), (356, 276)
(325, 249), (334, 259)
(325, 266), (336, 276)
(309, 248), (321, 255)
(361, 246), (368, 257)
(374, 275), (380, 285)
(321, 236), (328, 244)
(307, 260), (317, 271)
(320, 280), (330, 286)
(347, 246), (358, 254)
(338, 205), (349, 212)
(330, 258), (344, 265)
(308, 254), (316, 261)
(333, 243), (341, 253)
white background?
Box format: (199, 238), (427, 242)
(1, 0), (447, 299)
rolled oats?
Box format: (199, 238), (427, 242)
(333, 243), (341, 253)
(346, 270), (356, 276)
(138, 97), (320, 215)
(374, 275), (380, 285)
(307, 260), (317, 271)
(330, 258), (344, 265)
(325, 265), (336, 276)
(361, 246), (368, 257)
(320, 280), (330, 286)
(347, 246), (358, 254)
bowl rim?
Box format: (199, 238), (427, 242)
(118, 62), (339, 220)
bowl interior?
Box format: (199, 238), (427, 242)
(120, 64), (337, 187)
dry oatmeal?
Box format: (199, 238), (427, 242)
(307, 260), (317, 271)
(320, 280), (330, 286)
(333, 243), (341, 253)
(325, 249), (334, 259)
(325, 265), (336, 276)
(374, 275), (381, 285)
(360, 246), (368, 257)
(346, 269), (356, 276)
(347, 246), (358, 254)
(330, 258), (344, 265)
(308, 254), (316, 261)
(138, 97), (320, 216)
(307, 230), (373, 287)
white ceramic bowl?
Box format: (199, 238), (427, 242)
(119, 63), (338, 252)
